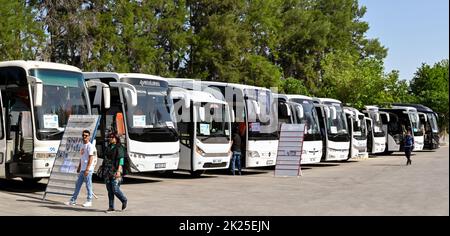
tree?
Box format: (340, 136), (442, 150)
(410, 59), (449, 133)
(0, 0), (44, 60)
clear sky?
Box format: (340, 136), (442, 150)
(359, 0), (449, 81)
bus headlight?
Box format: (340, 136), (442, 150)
(196, 146), (206, 156)
(248, 151), (260, 158)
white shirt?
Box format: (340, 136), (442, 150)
(80, 142), (97, 171)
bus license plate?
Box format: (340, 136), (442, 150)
(155, 163), (166, 169)
(266, 160), (274, 165)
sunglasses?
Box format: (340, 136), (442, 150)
(82, 134), (89, 137)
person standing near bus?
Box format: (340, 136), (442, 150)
(66, 130), (97, 207)
(404, 130), (414, 165)
(230, 126), (242, 175)
(102, 132), (128, 212)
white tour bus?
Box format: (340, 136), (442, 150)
(0, 60), (96, 182)
(83, 72), (180, 172)
(361, 106), (389, 154)
(169, 86), (232, 176)
(313, 98), (350, 161)
(392, 103), (440, 150)
(344, 107), (370, 159)
(275, 94), (322, 164)
(379, 106), (424, 153)
(200, 82), (279, 168)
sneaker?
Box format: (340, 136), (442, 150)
(82, 201), (92, 207)
(105, 208), (115, 213)
(122, 201), (127, 211)
(65, 201), (76, 206)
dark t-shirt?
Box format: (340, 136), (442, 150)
(231, 133), (242, 152)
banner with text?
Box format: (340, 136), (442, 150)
(43, 115), (100, 200)
(275, 124), (305, 177)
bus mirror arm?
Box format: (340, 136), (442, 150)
(27, 76), (43, 107)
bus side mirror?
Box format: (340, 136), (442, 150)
(110, 82), (138, 107)
(285, 103), (292, 117)
(27, 76), (43, 107)
(184, 93), (190, 109)
(324, 107), (330, 119)
(85, 80), (111, 109)
(330, 106), (337, 119)
(231, 109), (235, 123)
(296, 105), (304, 119)
(252, 100), (261, 115)
(198, 107), (206, 121)
(103, 87), (110, 109)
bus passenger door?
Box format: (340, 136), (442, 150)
(0, 93), (6, 178)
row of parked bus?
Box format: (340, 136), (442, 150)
(0, 61), (440, 182)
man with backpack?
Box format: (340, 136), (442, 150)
(404, 130), (415, 165)
(101, 132), (128, 212)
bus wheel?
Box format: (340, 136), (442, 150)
(190, 170), (205, 177)
(21, 177), (42, 185)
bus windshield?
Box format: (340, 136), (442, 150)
(369, 112), (385, 137)
(324, 103), (349, 142)
(409, 112), (423, 136)
(124, 85), (178, 142)
(353, 115), (367, 140)
(245, 89), (278, 141)
(31, 69), (89, 140)
(290, 99), (321, 141)
(195, 102), (230, 143)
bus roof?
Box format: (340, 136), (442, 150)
(171, 87), (227, 105)
(392, 103), (434, 113)
(200, 81), (272, 92)
(83, 72), (168, 82)
(317, 97), (343, 104)
(0, 60), (81, 73)
(285, 94), (313, 101)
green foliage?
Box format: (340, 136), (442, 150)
(0, 0), (44, 60)
(410, 60), (449, 133)
(280, 77), (310, 96)
(2, 0), (443, 121)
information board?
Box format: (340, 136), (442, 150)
(274, 124), (305, 177)
(43, 115), (100, 200)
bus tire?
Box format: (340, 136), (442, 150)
(21, 177), (42, 185)
(190, 170), (205, 177)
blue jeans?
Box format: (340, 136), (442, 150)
(105, 178), (127, 209)
(70, 170), (93, 202)
(231, 151), (241, 175)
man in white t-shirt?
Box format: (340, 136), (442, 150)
(66, 130), (97, 207)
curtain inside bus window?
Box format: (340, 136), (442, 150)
(116, 112), (125, 136)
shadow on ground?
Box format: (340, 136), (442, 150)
(0, 179), (47, 193)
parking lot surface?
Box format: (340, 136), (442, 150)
(0, 147), (448, 216)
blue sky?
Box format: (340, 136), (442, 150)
(359, 0), (449, 81)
